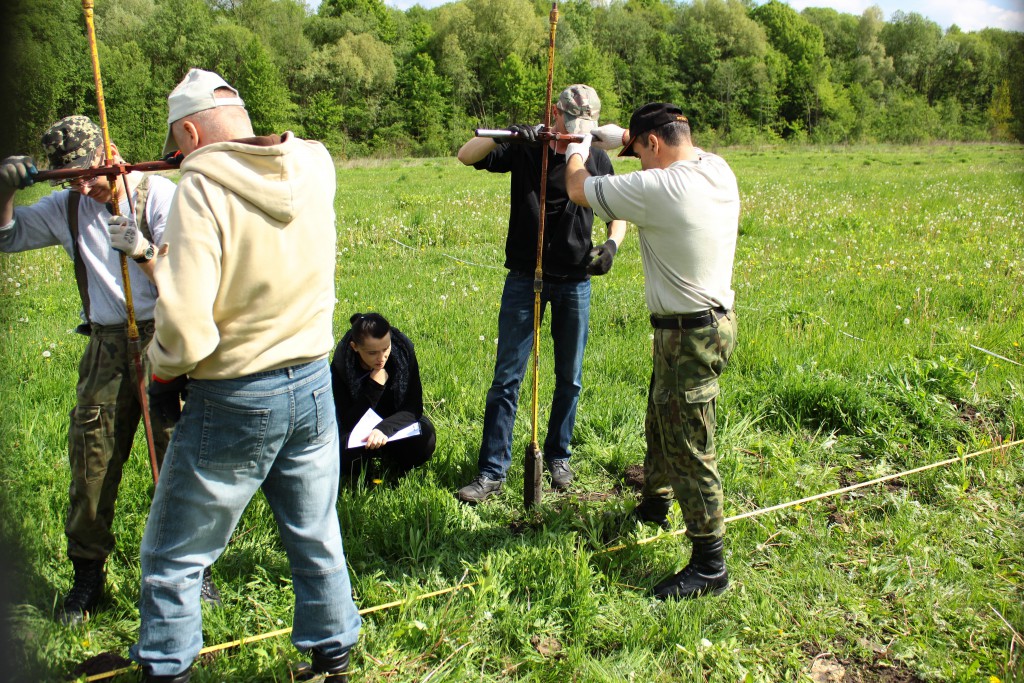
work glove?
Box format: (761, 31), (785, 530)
(107, 215), (153, 260)
(586, 239), (618, 276)
(591, 124), (628, 150)
(507, 123), (540, 144)
(148, 374), (188, 423)
(0, 155), (37, 192)
(565, 134), (592, 164)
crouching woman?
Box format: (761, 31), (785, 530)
(330, 312), (436, 480)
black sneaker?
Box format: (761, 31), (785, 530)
(547, 459), (573, 489)
(457, 475), (503, 504)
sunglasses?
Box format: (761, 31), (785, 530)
(60, 175), (101, 191)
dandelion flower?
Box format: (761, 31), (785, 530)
(903, 318), (910, 325)
(42, 350), (51, 358)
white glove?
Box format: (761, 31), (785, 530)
(591, 124), (627, 150)
(565, 134), (592, 164)
(107, 215), (152, 260)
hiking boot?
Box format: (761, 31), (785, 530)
(142, 665), (192, 682)
(457, 475), (503, 504)
(631, 498), (671, 530)
(200, 566), (222, 607)
(547, 459), (573, 489)
(294, 647), (351, 680)
(58, 557), (105, 626)
(653, 537), (729, 600)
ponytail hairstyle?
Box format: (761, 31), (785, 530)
(348, 312), (391, 345)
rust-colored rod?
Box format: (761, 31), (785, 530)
(34, 158), (181, 183)
(81, 0), (160, 484)
(525, 1), (559, 509)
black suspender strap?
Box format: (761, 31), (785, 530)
(66, 190), (92, 326)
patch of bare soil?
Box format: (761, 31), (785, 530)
(802, 646), (927, 683)
(623, 464), (645, 491)
(844, 661), (926, 683)
(68, 652), (132, 679)
(530, 634), (563, 659)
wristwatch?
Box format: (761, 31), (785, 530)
(133, 243), (156, 264)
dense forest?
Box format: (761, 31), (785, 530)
(2, 0), (1022, 161)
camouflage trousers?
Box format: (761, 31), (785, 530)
(66, 321), (175, 561)
(642, 310), (737, 541)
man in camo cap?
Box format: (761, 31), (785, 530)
(0, 115), (219, 625)
(565, 103), (740, 600)
(557, 84), (601, 135)
(454, 85), (626, 504)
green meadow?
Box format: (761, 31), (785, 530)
(1, 144), (1022, 682)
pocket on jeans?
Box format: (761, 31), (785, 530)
(309, 384), (335, 445)
(198, 398), (270, 470)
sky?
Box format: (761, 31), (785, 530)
(375, 0), (1024, 32)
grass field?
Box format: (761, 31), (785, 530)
(1, 144), (1022, 682)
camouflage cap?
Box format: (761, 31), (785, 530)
(40, 116), (103, 171)
(557, 84), (601, 135)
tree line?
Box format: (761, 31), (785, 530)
(3, 0), (1023, 162)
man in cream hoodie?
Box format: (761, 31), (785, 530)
(130, 69), (360, 682)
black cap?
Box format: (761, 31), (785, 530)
(619, 103), (689, 157)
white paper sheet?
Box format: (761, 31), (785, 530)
(347, 408), (421, 449)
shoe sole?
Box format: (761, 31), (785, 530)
(456, 491), (501, 504)
(654, 583), (729, 600)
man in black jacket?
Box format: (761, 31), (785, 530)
(455, 84), (626, 503)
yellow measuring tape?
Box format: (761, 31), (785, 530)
(83, 437), (1021, 681)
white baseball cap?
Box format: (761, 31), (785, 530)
(163, 68), (246, 155)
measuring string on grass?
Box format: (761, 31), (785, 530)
(80, 438), (1021, 681)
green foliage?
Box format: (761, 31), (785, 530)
(1, 146), (1022, 681)
(232, 38), (297, 136)
(5, 0), (1024, 162)
(3, 0), (91, 157)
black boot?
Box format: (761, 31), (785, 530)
(653, 537), (729, 600)
(200, 566), (222, 607)
(142, 665), (192, 682)
(295, 648), (351, 680)
(631, 498), (671, 530)
(58, 557), (105, 626)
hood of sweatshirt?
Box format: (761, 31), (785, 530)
(178, 132), (328, 224)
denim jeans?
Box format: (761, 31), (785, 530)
(130, 360), (361, 676)
(477, 272), (591, 480)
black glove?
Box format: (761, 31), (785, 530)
(0, 155), (37, 191)
(507, 123), (539, 144)
(148, 374), (189, 423)
(586, 239), (618, 275)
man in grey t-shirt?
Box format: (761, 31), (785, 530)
(565, 103), (740, 601)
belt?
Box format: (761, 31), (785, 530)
(650, 308), (728, 330)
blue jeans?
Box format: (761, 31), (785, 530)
(477, 272), (591, 480)
(130, 360), (361, 676)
